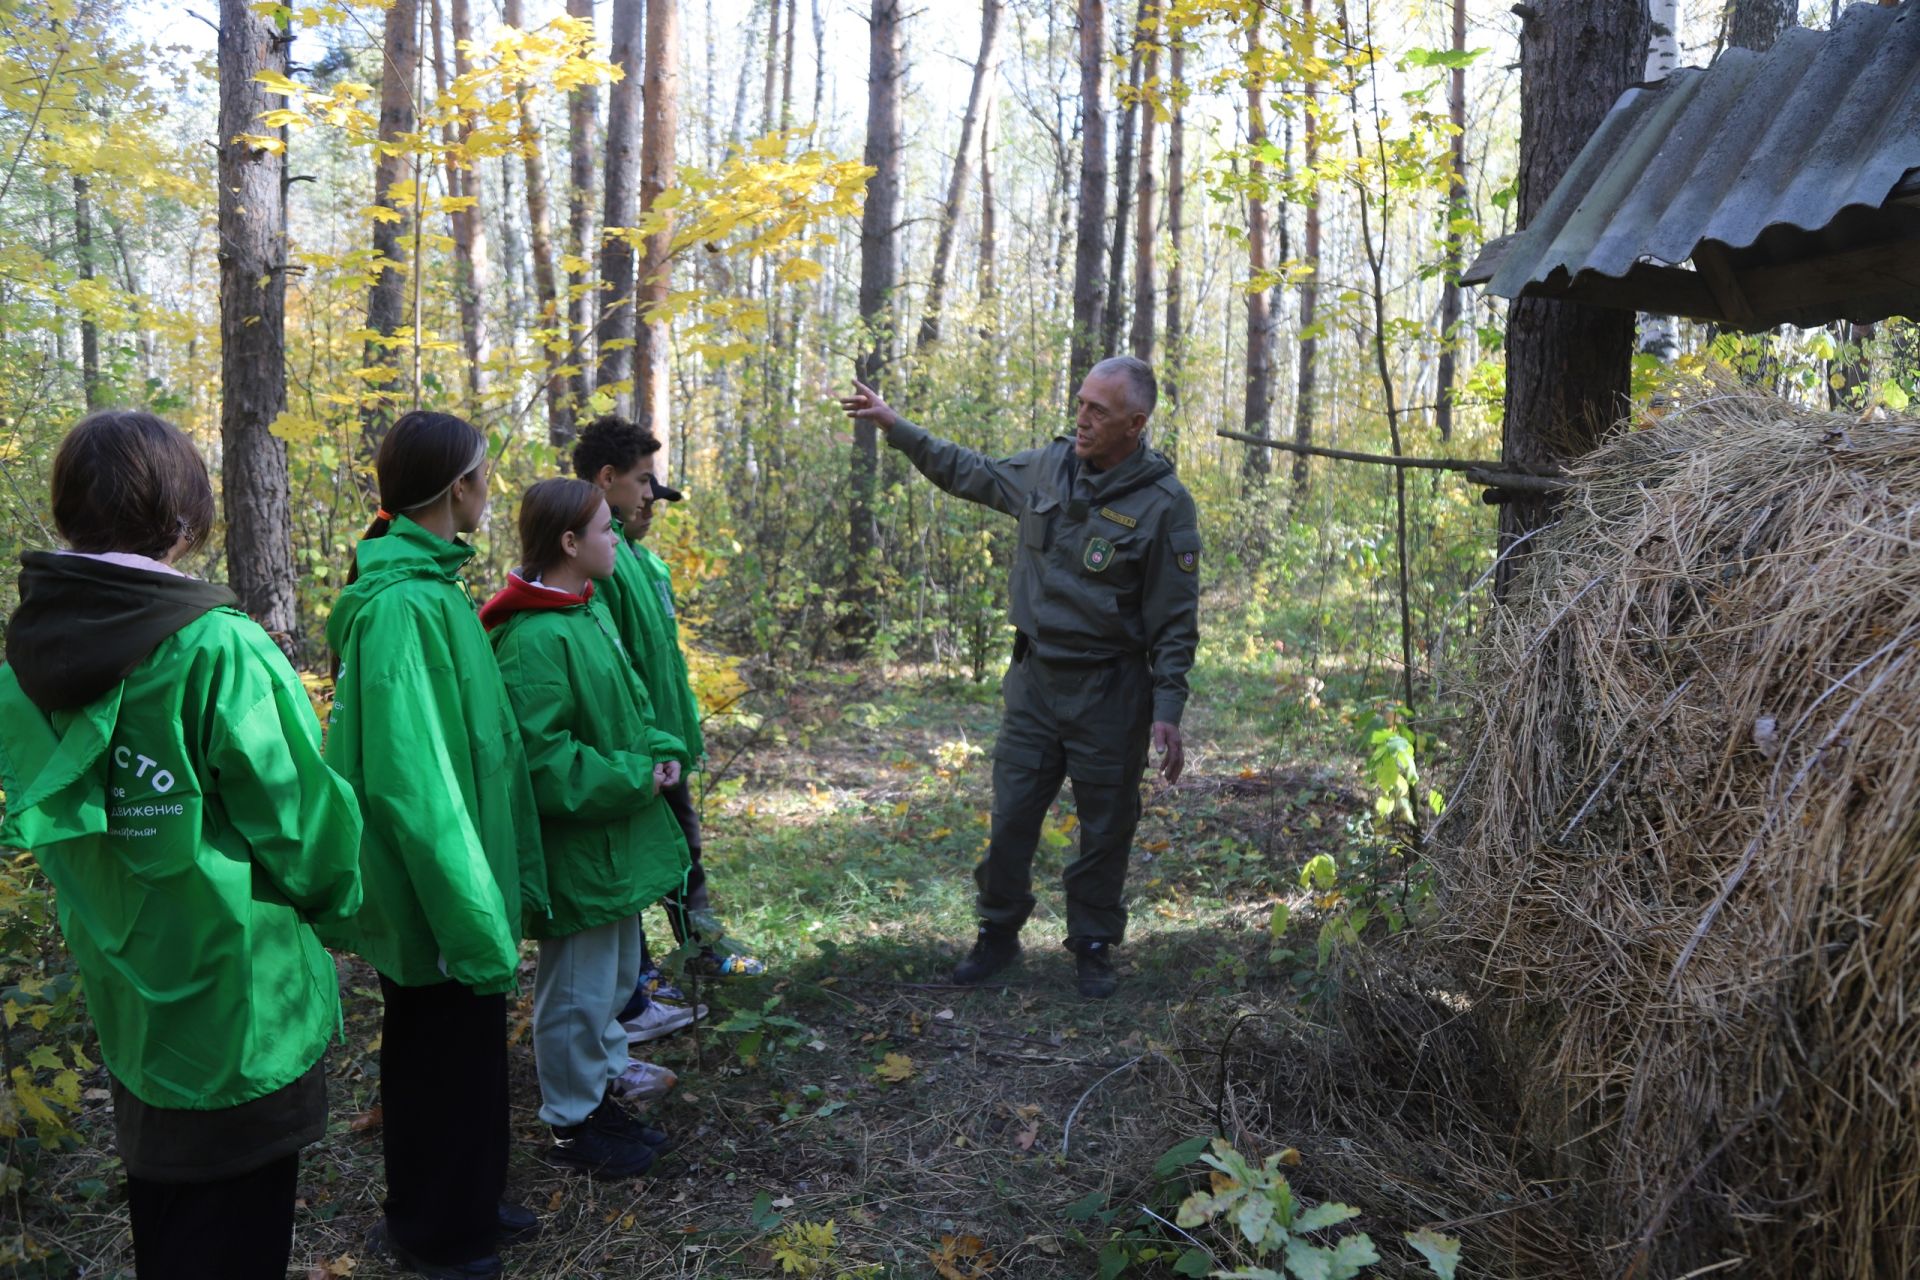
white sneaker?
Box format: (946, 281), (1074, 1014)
(622, 1000), (698, 1044)
(610, 1057), (678, 1102)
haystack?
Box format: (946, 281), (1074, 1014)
(1442, 387), (1920, 1278)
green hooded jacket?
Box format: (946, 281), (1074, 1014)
(482, 576), (690, 939)
(596, 517), (704, 764)
(0, 554), (364, 1110)
(321, 517), (546, 993)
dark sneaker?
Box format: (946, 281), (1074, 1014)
(1075, 940), (1118, 999)
(952, 925), (1021, 985)
(591, 1097), (671, 1148)
(549, 1116), (658, 1178)
(366, 1220), (503, 1278)
(496, 1202), (540, 1249)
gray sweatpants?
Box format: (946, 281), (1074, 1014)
(532, 915), (643, 1128)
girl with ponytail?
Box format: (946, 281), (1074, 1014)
(321, 411), (547, 1278)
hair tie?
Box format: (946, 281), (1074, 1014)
(376, 508), (394, 522)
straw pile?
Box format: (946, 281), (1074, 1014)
(1442, 387), (1920, 1278)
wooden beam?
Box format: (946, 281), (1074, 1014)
(1690, 241), (1756, 327)
(1520, 262), (1725, 323)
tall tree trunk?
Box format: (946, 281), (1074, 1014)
(565, 0), (599, 427)
(1435, 0), (1468, 438)
(217, 0), (297, 649)
(1726, 0), (1796, 50)
(1290, 0), (1320, 497)
(847, 0), (900, 650)
(505, 0), (568, 443)
(1498, 0), (1648, 597)
(1102, 0), (1142, 359)
(762, 0), (781, 135)
(810, 0), (826, 125)
(1241, 17), (1273, 483)
(1637, 0), (1681, 364)
(1163, 34), (1184, 426)
(361, 0), (419, 453)
(439, 0), (492, 407)
(73, 175), (100, 409)
(1128, 2), (1158, 361)
(977, 94), (998, 338)
(638, 0), (680, 467)
(780, 0), (798, 131)
(598, 0), (643, 412)
(1069, 0), (1109, 392)
(915, 0), (1003, 353)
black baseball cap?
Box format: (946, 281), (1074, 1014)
(645, 476), (685, 502)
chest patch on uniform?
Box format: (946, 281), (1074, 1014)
(1098, 506), (1137, 529)
(1084, 536), (1115, 571)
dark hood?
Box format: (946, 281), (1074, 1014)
(4, 551), (237, 713)
(1069, 440), (1176, 506)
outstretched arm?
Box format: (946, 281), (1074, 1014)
(838, 380), (1037, 516)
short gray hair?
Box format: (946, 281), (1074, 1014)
(1089, 355), (1157, 419)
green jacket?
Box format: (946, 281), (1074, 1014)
(0, 597), (363, 1110)
(884, 422), (1202, 725)
(486, 583), (690, 939)
(597, 517), (705, 764)
(321, 517), (546, 993)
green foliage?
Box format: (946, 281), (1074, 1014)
(715, 993), (814, 1067)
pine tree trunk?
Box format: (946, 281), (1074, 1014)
(1498, 0), (1649, 596)
(217, 0), (297, 650)
(1290, 0), (1320, 497)
(637, 0), (680, 466)
(1128, 3), (1158, 361)
(1102, 1), (1142, 360)
(565, 0), (599, 429)
(1726, 0), (1795, 50)
(847, 0), (900, 650)
(360, 0), (419, 453)
(504, 0), (567, 444)
(598, 0), (643, 412)
(915, 0), (1002, 352)
(1163, 36), (1184, 424)
(1068, 0), (1108, 393)
(1435, 0), (1467, 438)
(436, 0), (491, 407)
(1241, 18), (1273, 483)
(73, 175), (100, 409)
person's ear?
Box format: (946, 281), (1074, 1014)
(595, 463), (616, 488)
(561, 529), (580, 559)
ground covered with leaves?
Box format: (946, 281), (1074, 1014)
(17, 639), (1536, 1279)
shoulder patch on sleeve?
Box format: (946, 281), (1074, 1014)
(1170, 528), (1201, 574)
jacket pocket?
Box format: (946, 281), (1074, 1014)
(1021, 492), (1059, 551)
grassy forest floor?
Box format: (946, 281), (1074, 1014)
(26, 616), (1569, 1279)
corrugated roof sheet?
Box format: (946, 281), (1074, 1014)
(1479, 1), (1920, 324)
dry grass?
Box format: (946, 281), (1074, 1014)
(1440, 385), (1920, 1278)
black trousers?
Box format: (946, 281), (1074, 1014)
(127, 1151), (298, 1278)
(378, 975), (507, 1264)
(661, 777), (709, 946)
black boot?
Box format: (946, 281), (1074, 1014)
(496, 1202), (541, 1249)
(952, 924), (1021, 984)
(1073, 940), (1118, 999)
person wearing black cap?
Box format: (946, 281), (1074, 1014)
(572, 418), (769, 1018)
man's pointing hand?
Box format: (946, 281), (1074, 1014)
(837, 379), (902, 432)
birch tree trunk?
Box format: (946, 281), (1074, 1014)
(915, 0), (1003, 353)
(1068, 0), (1108, 392)
(218, 0), (297, 648)
(446, 0), (491, 404)
(73, 175), (99, 409)
(637, 0), (680, 466)
(598, 0), (643, 412)
(1637, 0), (1680, 363)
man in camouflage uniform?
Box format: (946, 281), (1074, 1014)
(839, 356), (1200, 998)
